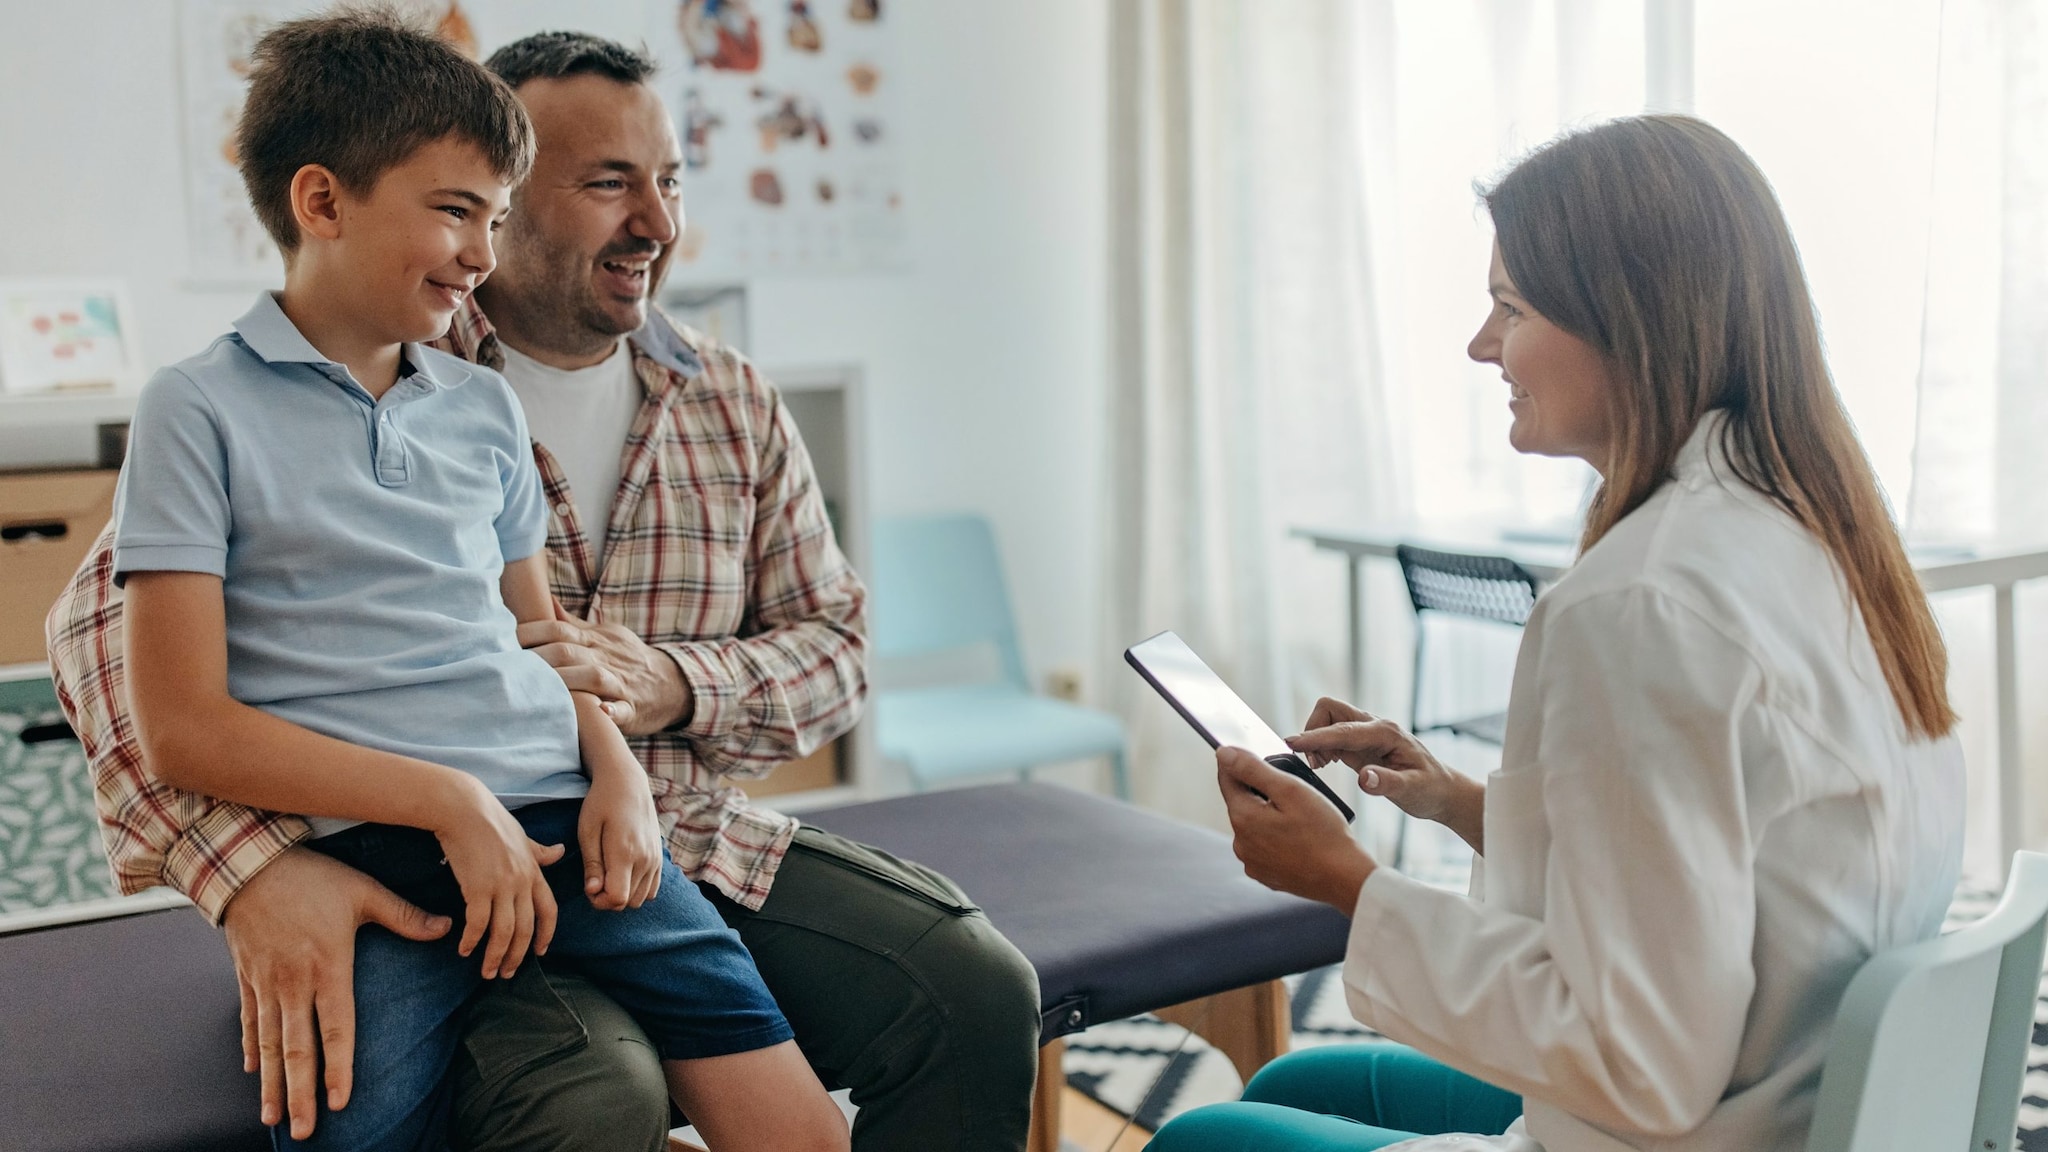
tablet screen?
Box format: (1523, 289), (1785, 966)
(1125, 631), (1293, 760)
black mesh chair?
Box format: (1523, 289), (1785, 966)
(1393, 544), (1542, 748)
(1387, 545), (1542, 871)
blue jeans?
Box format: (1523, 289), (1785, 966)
(281, 799), (791, 1152)
(1146, 1042), (1523, 1151)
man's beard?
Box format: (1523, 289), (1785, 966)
(488, 225), (656, 360)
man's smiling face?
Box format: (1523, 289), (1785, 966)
(477, 73), (684, 367)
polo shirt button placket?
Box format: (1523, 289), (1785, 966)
(374, 407), (410, 487)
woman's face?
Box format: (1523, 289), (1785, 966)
(1467, 242), (1615, 472)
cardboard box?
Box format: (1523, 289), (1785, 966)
(0, 470), (117, 666)
(740, 737), (844, 798)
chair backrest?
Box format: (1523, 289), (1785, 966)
(1393, 545), (1541, 627)
(1805, 851), (2048, 1152)
(870, 514), (1029, 689)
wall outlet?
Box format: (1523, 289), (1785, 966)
(1044, 667), (1083, 702)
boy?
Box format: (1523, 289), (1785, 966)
(114, 10), (847, 1151)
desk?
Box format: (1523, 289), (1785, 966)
(1295, 524), (2048, 862)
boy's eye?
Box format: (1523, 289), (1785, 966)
(440, 205), (469, 220)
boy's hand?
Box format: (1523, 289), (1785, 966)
(579, 765), (664, 910)
(429, 778), (563, 979)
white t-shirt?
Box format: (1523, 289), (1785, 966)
(497, 340), (643, 561)
(1345, 411), (1964, 1152)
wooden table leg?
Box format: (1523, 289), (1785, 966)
(1155, 978), (1291, 1085)
(1027, 1037), (1066, 1152)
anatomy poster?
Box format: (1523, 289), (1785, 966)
(654, 0), (906, 279)
(177, 0), (481, 283)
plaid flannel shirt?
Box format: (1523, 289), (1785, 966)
(46, 300), (868, 923)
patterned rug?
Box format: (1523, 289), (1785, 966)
(1062, 885), (2047, 1146)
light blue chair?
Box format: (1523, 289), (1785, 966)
(871, 514), (1130, 799)
(1806, 850), (2048, 1152)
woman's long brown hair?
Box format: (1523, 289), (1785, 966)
(1483, 115), (1956, 740)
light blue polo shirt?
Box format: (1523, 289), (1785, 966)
(113, 293), (588, 836)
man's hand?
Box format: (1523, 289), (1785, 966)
(1217, 747), (1376, 912)
(1285, 697), (1486, 853)
(519, 602), (692, 736)
(221, 846), (452, 1140)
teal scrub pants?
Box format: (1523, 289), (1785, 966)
(1145, 1042), (1522, 1151)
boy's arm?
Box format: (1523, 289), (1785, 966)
(500, 554), (640, 785)
(123, 570), (493, 829)
(502, 554), (661, 909)
(45, 525), (310, 923)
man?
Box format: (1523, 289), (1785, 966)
(48, 30), (1038, 1152)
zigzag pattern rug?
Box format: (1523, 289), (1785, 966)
(1062, 886), (2048, 1145)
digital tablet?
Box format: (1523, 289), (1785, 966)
(1124, 630), (1356, 822)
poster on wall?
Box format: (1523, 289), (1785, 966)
(650, 0), (907, 281)
(176, 0), (482, 284)
(0, 281), (143, 395)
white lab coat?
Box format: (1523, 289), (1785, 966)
(1345, 414), (1965, 1152)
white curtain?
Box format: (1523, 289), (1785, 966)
(1105, 1), (2047, 879)
(1102, 0), (1394, 826)
(1103, 1), (1645, 826)
(1908, 0), (2048, 884)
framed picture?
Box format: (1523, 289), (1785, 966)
(0, 281), (142, 395)
(662, 283), (750, 354)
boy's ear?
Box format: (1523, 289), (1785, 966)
(287, 164), (346, 245)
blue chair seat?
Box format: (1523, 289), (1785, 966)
(875, 683), (1127, 782)
(873, 514), (1129, 796)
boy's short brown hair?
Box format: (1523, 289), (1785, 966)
(237, 5), (535, 255)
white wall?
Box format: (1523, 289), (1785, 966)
(0, 0), (1111, 695)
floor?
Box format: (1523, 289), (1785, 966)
(1059, 1086), (1153, 1152)
(669, 1088), (1153, 1152)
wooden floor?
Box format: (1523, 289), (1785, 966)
(1059, 1084), (1155, 1151)
(666, 1089), (1152, 1152)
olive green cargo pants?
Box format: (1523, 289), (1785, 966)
(447, 825), (1041, 1152)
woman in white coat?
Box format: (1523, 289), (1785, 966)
(1146, 115), (1966, 1152)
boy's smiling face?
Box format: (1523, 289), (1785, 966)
(295, 135), (513, 348)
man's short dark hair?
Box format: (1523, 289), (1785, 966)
(237, 6), (535, 255)
(484, 31), (659, 90)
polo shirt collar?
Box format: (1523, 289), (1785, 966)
(627, 310), (705, 380)
(441, 294), (705, 391)
(233, 292), (471, 391)
(233, 292), (329, 365)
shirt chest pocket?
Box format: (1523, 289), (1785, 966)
(1479, 763), (1552, 915)
(611, 485), (755, 640)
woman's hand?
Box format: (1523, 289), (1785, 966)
(578, 766), (665, 911)
(1286, 698), (1487, 854)
(428, 778), (563, 980)
(1218, 747), (1376, 912)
